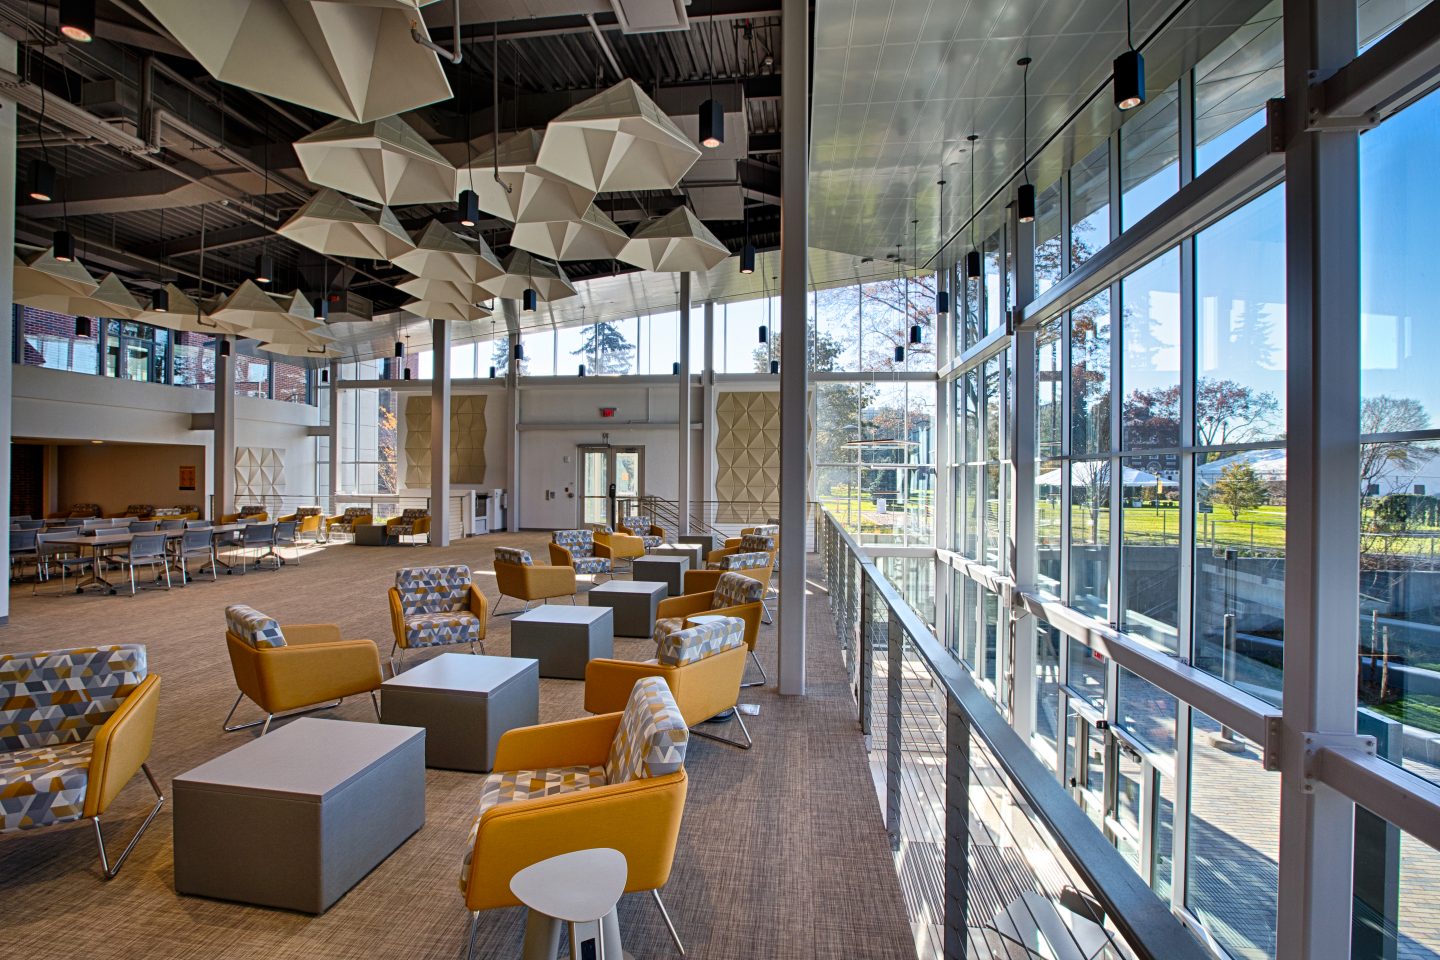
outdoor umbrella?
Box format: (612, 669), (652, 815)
(390, 220), (504, 286)
(483, 250), (576, 302)
(618, 206), (730, 273)
(277, 188), (414, 260)
(510, 205), (629, 262)
(461, 129), (596, 224)
(536, 79), (701, 192)
(295, 115), (456, 206)
(136, 0), (452, 124)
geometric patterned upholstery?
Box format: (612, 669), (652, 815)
(332, 507), (371, 533)
(651, 617), (686, 644)
(713, 571), (764, 608)
(571, 556), (611, 575)
(656, 617), (745, 667)
(707, 551), (771, 572)
(0, 645), (148, 752)
(604, 676), (688, 784)
(239, 505), (267, 517)
(493, 547), (532, 566)
(0, 742), (92, 832)
(0, 644), (149, 833)
(748, 524), (779, 536)
(394, 566), (480, 649)
(223, 605), (287, 650)
(738, 534), (776, 553)
(552, 529), (612, 576)
(293, 506), (323, 517)
(620, 516), (664, 550)
(120, 504), (155, 518)
(66, 503), (102, 518)
(388, 508), (429, 536)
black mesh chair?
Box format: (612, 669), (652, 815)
(273, 520), (300, 566)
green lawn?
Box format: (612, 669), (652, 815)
(1368, 692), (1440, 733)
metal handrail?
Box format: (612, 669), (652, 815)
(819, 508), (1211, 960)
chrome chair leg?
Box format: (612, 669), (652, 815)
(465, 910), (481, 960)
(741, 650), (769, 688)
(760, 597), (774, 625)
(93, 763), (165, 880)
(224, 691), (342, 734)
(689, 708), (752, 750)
(651, 890), (686, 956)
(371, 690), (382, 721)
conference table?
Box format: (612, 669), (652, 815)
(68, 524), (250, 595)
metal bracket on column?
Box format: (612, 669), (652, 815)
(1302, 732), (1376, 793)
(1264, 714), (1284, 771)
(1306, 110), (1382, 132)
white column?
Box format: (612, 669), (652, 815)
(431, 317), (452, 546)
(213, 342), (234, 519)
(1276, 0), (1361, 956)
(677, 273), (692, 535)
(327, 361), (340, 511)
(777, 0), (810, 695)
(503, 299), (522, 531)
(0, 35), (15, 624)
(702, 301), (717, 504)
(1010, 212), (1037, 739)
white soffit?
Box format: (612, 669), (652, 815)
(536, 79), (702, 192)
(136, 0), (453, 123)
(294, 115), (457, 205)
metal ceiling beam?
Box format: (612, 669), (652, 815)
(1312, 0), (1440, 124)
(17, 169), (219, 219)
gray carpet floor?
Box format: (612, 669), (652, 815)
(0, 531), (915, 959)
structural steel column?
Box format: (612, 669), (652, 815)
(1276, 0), (1360, 956)
(0, 35), (15, 624)
(677, 273), (692, 535)
(213, 342), (234, 520)
(503, 299), (521, 531)
(777, 0), (810, 695)
(431, 317), (451, 546)
(702, 301), (716, 504)
(327, 361), (340, 512)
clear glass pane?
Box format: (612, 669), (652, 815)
(982, 588), (1000, 689)
(1194, 3), (1283, 175)
(1070, 459), (1111, 620)
(1071, 291), (1113, 455)
(1071, 142), (1110, 267)
(1196, 186), (1288, 446)
(1121, 248), (1183, 450)
(1351, 807), (1440, 958)
(1187, 709), (1279, 960)
(984, 230), (1004, 336)
(1120, 455), (1181, 651)
(1034, 180), (1063, 294)
(1067, 637), (1107, 707)
(614, 450), (640, 497)
(19, 307), (100, 374)
(1034, 622), (1062, 770)
(1121, 83), (1180, 230)
(1195, 448), (1287, 705)
(1037, 457), (1062, 597)
(1118, 667), (1178, 756)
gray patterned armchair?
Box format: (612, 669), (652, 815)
(549, 529), (614, 579)
(619, 515), (666, 550)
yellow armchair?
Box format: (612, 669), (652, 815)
(459, 677), (690, 958)
(656, 572), (768, 687)
(280, 507), (324, 541)
(387, 565), (488, 675)
(720, 523), (780, 551)
(223, 605), (383, 735)
(0, 644), (164, 878)
(585, 616), (751, 748)
(493, 547), (577, 613)
(325, 507), (372, 540)
(386, 509), (432, 545)
(593, 526), (645, 566)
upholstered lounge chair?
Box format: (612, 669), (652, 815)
(0, 644), (163, 878)
(651, 571), (767, 687)
(493, 547), (577, 614)
(387, 565), (489, 676)
(386, 508), (432, 545)
(549, 529), (614, 581)
(459, 676), (689, 960)
(325, 506), (372, 541)
(219, 505), (269, 523)
(592, 525), (645, 569)
(618, 515), (666, 550)
(107, 504), (155, 519)
(279, 507), (324, 541)
(223, 604), (383, 735)
(586, 616), (752, 749)
(719, 523), (779, 551)
(700, 533), (777, 623)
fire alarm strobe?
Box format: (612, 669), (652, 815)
(599, 407), (616, 418)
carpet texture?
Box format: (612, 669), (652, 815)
(0, 532), (915, 960)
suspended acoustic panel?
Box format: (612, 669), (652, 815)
(40, 273), (146, 320)
(536, 79), (701, 192)
(258, 338), (343, 359)
(462, 129), (596, 224)
(136, 0), (452, 123)
(396, 276), (487, 306)
(483, 250), (576, 302)
(211, 280), (322, 340)
(13, 248), (98, 307)
(618, 206), (730, 272)
(134, 283), (246, 335)
(510, 204), (629, 262)
(400, 298), (492, 322)
(277, 188), (414, 260)
(295, 114), (456, 205)
(390, 220), (504, 286)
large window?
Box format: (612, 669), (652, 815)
(19, 306), (100, 374)
(1120, 83), (1181, 230)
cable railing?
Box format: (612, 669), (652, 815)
(817, 508), (1211, 960)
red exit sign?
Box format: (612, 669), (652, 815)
(599, 407), (616, 418)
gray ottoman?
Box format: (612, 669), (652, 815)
(381, 653), (539, 772)
(652, 543), (705, 569)
(632, 555), (690, 597)
(679, 533), (717, 556)
(173, 718), (425, 914)
(353, 523), (392, 546)
(589, 580), (668, 638)
(512, 606), (614, 679)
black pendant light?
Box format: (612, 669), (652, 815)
(321, 368), (329, 384)
(894, 345), (905, 364)
(151, 286), (169, 313)
(513, 342), (524, 361)
(672, 361), (681, 375)
(699, 98), (724, 149)
(74, 316), (89, 338)
(458, 188), (480, 228)
(770, 359), (779, 375)
(578, 364), (587, 377)
(219, 337), (232, 357)
(758, 324), (768, 344)
(28, 159), (56, 202)
(910, 324), (923, 345)
(965, 135), (981, 280)
(1017, 57), (1035, 224)
(255, 252), (274, 285)
(403, 368), (413, 380)
(522, 288), (538, 312)
(1114, 0), (1146, 111)
(53, 229), (75, 262)
(395, 340), (405, 359)
(489, 365), (498, 379)
(59, 0), (95, 42)
(935, 177), (950, 314)
(315, 296), (330, 321)
(908, 217), (922, 347)
(740, 241), (756, 275)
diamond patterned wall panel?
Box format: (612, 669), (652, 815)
(403, 394), (488, 487)
(714, 391), (780, 523)
(404, 396), (432, 488)
(234, 447), (286, 499)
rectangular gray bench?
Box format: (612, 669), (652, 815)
(173, 718), (425, 914)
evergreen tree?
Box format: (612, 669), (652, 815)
(1211, 462), (1267, 520)
(573, 322), (633, 374)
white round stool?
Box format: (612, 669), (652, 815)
(510, 848), (630, 960)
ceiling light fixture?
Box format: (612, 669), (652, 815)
(673, 361), (681, 375)
(28, 160), (55, 202)
(578, 363), (587, 377)
(403, 368), (413, 380)
(522, 288), (538, 312)
(739, 202), (755, 274)
(489, 365), (498, 379)
(965, 135), (981, 280)
(255, 252), (274, 285)
(458, 188), (480, 228)
(53, 229), (75, 263)
(935, 177), (949, 315)
(699, 3), (723, 148)
(1017, 57), (1035, 224)
(74, 316), (89, 338)
(219, 338), (232, 357)
(394, 340), (404, 358)
(894, 344), (905, 364)
(1114, 0), (1146, 111)
(321, 368), (329, 384)
(59, 0), (95, 42)
(152, 287), (169, 313)
(513, 342), (524, 361)
(758, 323), (768, 344)
(908, 217), (922, 347)
(770, 359), (779, 375)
